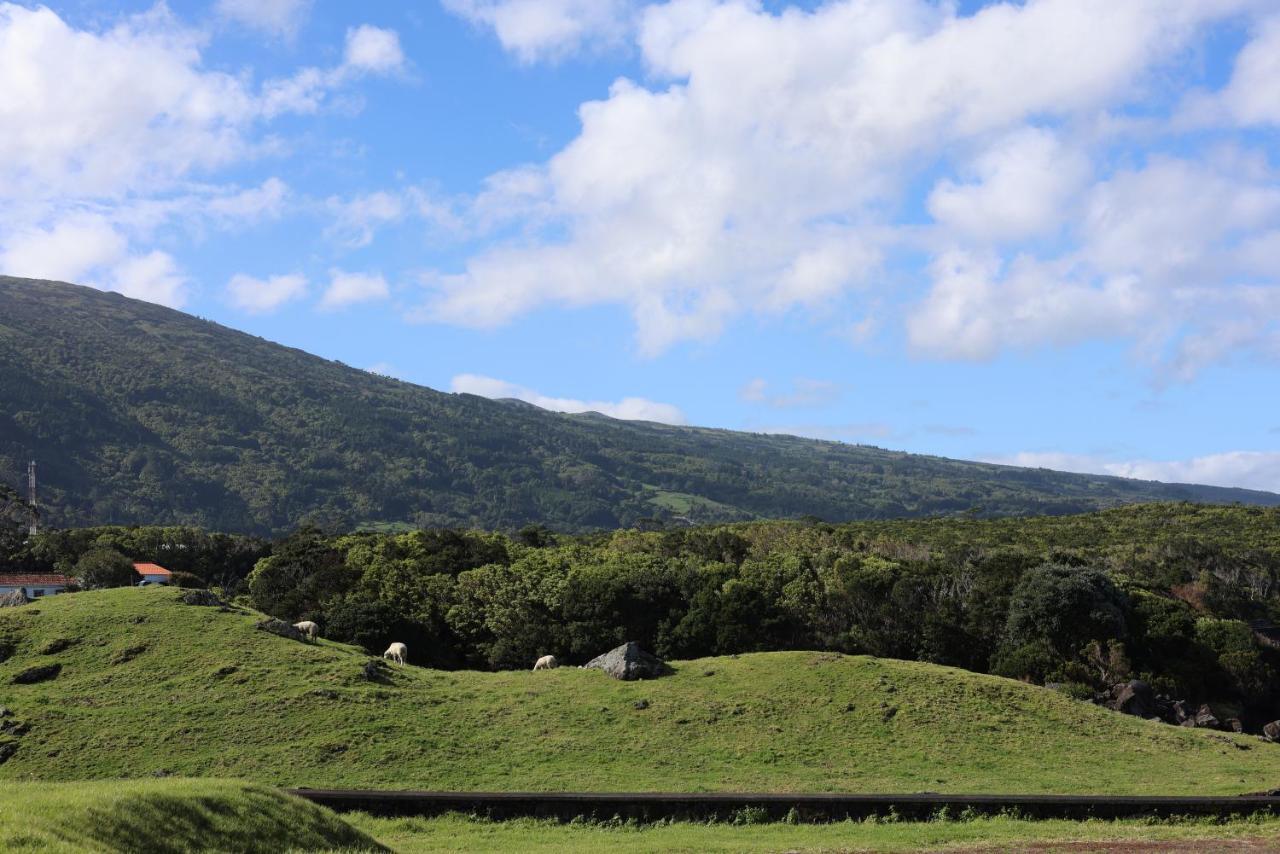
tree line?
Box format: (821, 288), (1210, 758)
(5, 500), (1280, 724)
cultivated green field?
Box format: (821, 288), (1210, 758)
(2, 587), (1278, 794)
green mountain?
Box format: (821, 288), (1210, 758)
(1, 275), (1276, 534)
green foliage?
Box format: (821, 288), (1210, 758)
(997, 564), (1128, 680)
(247, 528), (353, 621)
(3, 276), (1277, 535)
(73, 547), (139, 589)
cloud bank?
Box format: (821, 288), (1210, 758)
(418, 0), (1280, 378)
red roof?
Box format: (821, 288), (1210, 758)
(0, 574), (73, 586)
(133, 563), (171, 577)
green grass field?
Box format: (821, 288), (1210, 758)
(345, 813), (1280, 853)
(5, 781), (1280, 853)
(2, 587), (1278, 795)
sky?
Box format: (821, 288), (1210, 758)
(1, 0), (1279, 492)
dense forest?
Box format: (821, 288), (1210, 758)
(9, 502), (1280, 730)
(3, 276), (1277, 535)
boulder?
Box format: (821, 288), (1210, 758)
(1263, 721), (1280, 743)
(11, 663), (61, 684)
(254, 618), (307, 643)
(1108, 680), (1155, 719)
(0, 590), (28, 608)
(1193, 704), (1221, 730)
(1170, 699), (1192, 724)
(361, 659), (390, 682)
(180, 590), (225, 607)
(583, 642), (671, 681)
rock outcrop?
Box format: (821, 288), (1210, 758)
(0, 590), (28, 608)
(254, 618), (307, 643)
(180, 590), (226, 607)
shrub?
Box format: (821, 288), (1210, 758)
(74, 548), (140, 590)
(168, 571), (207, 589)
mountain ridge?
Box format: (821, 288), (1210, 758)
(1, 275), (1276, 534)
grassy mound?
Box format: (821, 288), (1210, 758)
(0, 778), (380, 852)
(1, 588), (1277, 794)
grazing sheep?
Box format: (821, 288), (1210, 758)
(533, 654), (558, 671)
(384, 642), (408, 665)
(293, 620), (319, 642)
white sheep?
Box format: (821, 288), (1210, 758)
(383, 642), (408, 665)
(533, 654), (558, 671)
(293, 620), (319, 642)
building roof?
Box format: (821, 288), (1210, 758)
(0, 574), (73, 586)
(133, 563), (172, 577)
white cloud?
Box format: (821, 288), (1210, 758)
(320, 270), (390, 310)
(325, 191), (405, 248)
(0, 5), (407, 308)
(215, 0), (311, 39)
(0, 4), (253, 199)
(450, 373), (686, 424)
(420, 0), (1270, 368)
(927, 127), (1090, 242)
(989, 450), (1280, 494)
(343, 25), (406, 74)
(226, 272), (308, 314)
(206, 178), (289, 221)
(259, 25), (407, 117)
(1181, 14), (1280, 127)
(740, 377), (842, 409)
(0, 215), (127, 283)
(908, 152), (1280, 372)
(108, 251), (188, 307)
(442, 0), (636, 63)
(0, 213), (189, 307)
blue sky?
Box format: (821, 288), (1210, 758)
(1, 0), (1279, 491)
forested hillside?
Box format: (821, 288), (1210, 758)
(1, 276), (1276, 534)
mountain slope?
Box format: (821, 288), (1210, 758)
(0, 276), (1276, 534)
(1, 587), (1277, 794)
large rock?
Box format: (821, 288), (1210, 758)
(1263, 720), (1280, 743)
(180, 590), (225, 607)
(583, 642), (671, 681)
(0, 590), (28, 608)
(254, 618), (307, 643)
(1108, 680), (1155, 718)
(1193, 703), (1221, 730)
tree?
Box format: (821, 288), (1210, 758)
(247, 527), (353, 621)
(994, 563), (1128, 681)
(168, 571), (207, 589)
(75, 547), (140, 589)
(0, 484), (34, 567)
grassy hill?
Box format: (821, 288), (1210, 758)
(0, 779), (381, 853)
(2, 276), (1277, 535)
(2, 587), (1277, 795)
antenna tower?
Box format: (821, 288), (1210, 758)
(27, 460), (37, 536)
